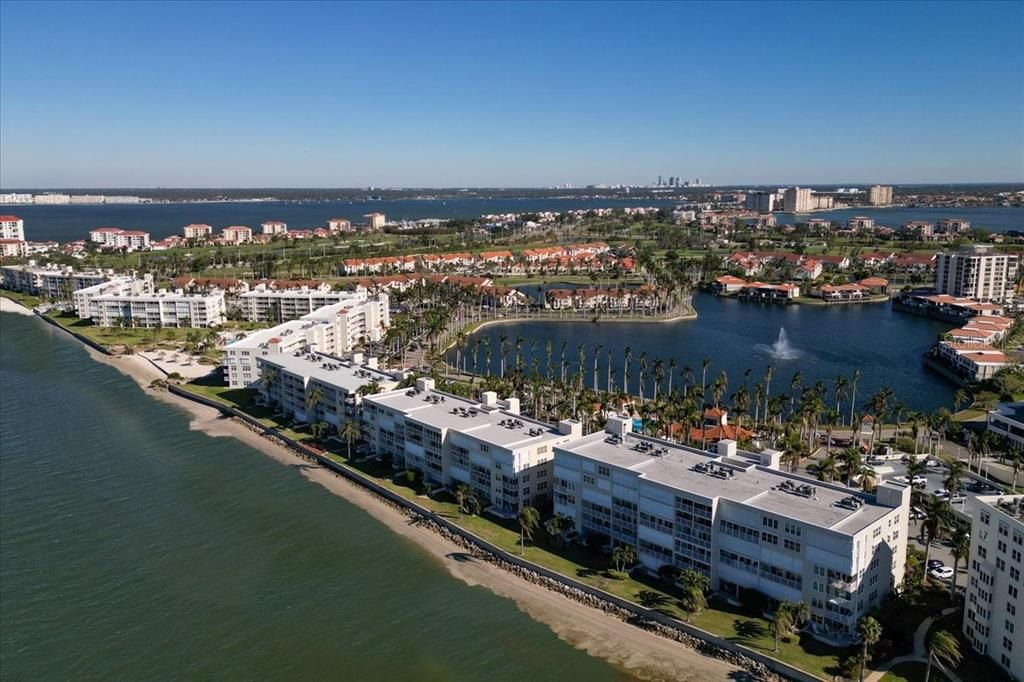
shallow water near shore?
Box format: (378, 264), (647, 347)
(0, 312), (637, 681)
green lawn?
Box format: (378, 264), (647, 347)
(48, 311), (196, 348)
(0, 290), (42, 309)
(880, 662), (939, 682)
(181, 378), (848, 680)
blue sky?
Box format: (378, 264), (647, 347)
(1, 1), (1021, 187)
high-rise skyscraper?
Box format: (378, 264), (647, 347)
(866, 185), (893, 206)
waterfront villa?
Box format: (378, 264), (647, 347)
(553, 416), (910, 644)
(712, 275), (747, 294)
(737, 282), (800, 303)
(257, 351), (398, 430)
(362, 378), (583, 517)
(935, 342), (1011, 382)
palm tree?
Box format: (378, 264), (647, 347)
(340, 419), (361, 460)
(924, 630), (962, 682)
(701, 357), (712, 401)
(544, 513), (574, 547)
(953, 388), (968, 413)
(518, 505), (540, 555)
(849, 369), (861, 427)
(454, 483), (471, 518)
(921, 496), (951, 586)
(841, 447), (863, 487)
(857, 616), (882, 682)
(611, 544), (637, 573)
(304, 384), (324, 419)
(678, 568), (710, 621)
(949, 524), (970, 595)
(944, 460), (967, 502)
(814, 451), (840, 483)
(771, 601), (795, 652)
(833, 374), (849, 424)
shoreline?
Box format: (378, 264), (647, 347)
(15, 311), (747, 682)
(0, 296), (34, 316)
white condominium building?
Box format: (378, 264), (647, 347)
(257, 351), (398, 429)
(553, 416), (910, 644)
(362, 378), (583, 516)
(963, 495), (1024, 679)
(90, 290), (226, 328)
(866, 185), (893, 206)
(0, 240), (27, 258)
(72, 275), (154, 319)
(1, 264), (108, 297)
(183, 223), (213, 239)
(783, 187), (813, 213)
(224, 295), (389, 388)
(89, 227), (151, 250)
(221, 226), (253, 244)
(239, 285), (373, 323)
(365, 212), (386, 230)
(328, 218), (352, 232)
(987, 402), (1024, 449)
(261, 220), (288, 235)
(0, 215), (25, 240)
(935, 245), (1019, 303)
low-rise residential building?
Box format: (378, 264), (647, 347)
(328, 218), (352, 232)
(183, 223), (213, 240)
(238, 285), (378, 323)
(72, 276), (154, 319)
(713, 275), (747, 294)
(89, 227), (151, 250)
(1, 263), (109, 298)
(0, 239), (27, 258)
(341, 256), (417, 275)
(938, 218), (971, 234)
(0, 215), (25, 240)
(847, 217), (875, 231)
(261, 220), (288, 235)
(962, 495), (1024, 679)
(220, 225), (253, 244)
(935, 342), (1011, 381)
(818, 283), (869, 303)
(90, 290), (226, 328)
(258, 351), (399, 429)
(362, 378), (583, 516)
(553, 416), (910, 644)
(737, 282), (800, 303)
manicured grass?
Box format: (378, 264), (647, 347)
(48, 311), (195, 348)
(880, 662), (935, 682)
(0, 290), (42, 309)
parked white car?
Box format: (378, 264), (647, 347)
(929, 566), (955, 580)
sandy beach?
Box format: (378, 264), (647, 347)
(82, 345), (741, 682)
(0, 297), (34, 316)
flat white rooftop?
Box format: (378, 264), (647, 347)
(368, 386), (572, 450)
(260, 351), (396, 393)
(559, 430), (898, 534)
(224, 319), (326, 350)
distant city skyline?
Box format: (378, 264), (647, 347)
(1, 1), (1022, 187)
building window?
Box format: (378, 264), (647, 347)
(762, 517), (778, 530)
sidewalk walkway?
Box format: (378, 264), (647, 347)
(864, 606), (960, 682)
